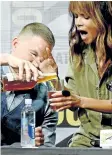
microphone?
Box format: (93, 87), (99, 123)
(106, 81), (112, 92)
(62, 90), (70, 97)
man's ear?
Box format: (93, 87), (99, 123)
(12, 37), (18, 51)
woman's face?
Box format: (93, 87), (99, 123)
(74, 13), (99, 44)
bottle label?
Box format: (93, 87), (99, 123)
(28, 123), (35, 139)
(21, 118), (35, 147)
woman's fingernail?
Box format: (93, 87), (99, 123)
(51, 94), (55, 96)
(56, 110), (59, 112)
(50, 103), (54, 106)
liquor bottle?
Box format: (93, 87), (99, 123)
(21, 99), (35, 147)
(1, 72), (57, 91)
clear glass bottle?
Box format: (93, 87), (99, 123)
(21, 99), (35, 147)
(1, 72), (57, 91)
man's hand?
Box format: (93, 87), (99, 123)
(35, 127), (44, 146)
(0, 47), (58, 82)
(38, 48), (57, 73)
(7, 54), (41, 82)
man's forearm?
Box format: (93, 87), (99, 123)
(0, 53), (9, 66)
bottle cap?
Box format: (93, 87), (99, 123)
(25, 99), (32, 105)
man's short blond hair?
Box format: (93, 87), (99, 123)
(18, 22), (55, 47)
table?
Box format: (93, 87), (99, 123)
(1, 145), (112, 155)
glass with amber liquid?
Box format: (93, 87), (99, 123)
(47, 78), (64, 111)
(1, 72), (57, 92)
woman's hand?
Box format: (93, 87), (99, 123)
(35, 127), (44, 146)
(49, 91), (81, 111)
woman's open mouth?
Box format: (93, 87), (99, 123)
(79, 30), (88, 40)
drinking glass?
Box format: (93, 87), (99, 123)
(47, 78), (64, 111)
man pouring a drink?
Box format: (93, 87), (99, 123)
(0, 22), (58, 147)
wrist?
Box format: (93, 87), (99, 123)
(72, 95), (83, 108)
(79, 97), (87, 108)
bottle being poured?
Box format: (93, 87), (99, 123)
(1, 54), (58, 92)
(1, 72), (57, 92)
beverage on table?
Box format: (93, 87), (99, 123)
(21, 99), (35, 147)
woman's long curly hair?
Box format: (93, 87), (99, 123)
(69, 1), (112, 70)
